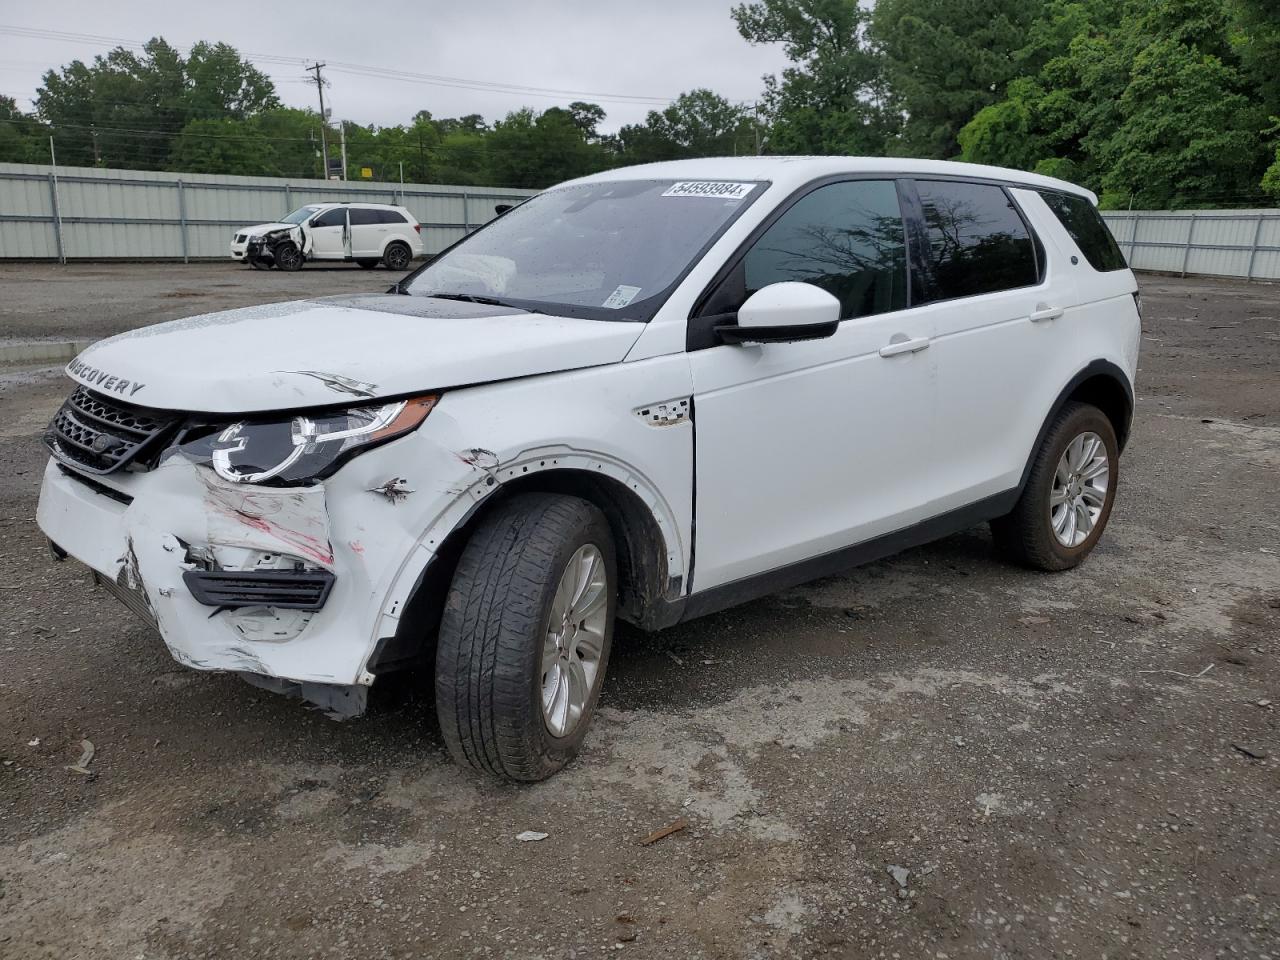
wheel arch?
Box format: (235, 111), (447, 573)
(367, 466), (681, 676)
(380, 235), (413, 257)
(1018, 359), (1133, 496)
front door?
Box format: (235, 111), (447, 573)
(307, 207), (348, 259)
(688, 179), (938, 593)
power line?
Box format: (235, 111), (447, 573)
(0, 24), (679, 106)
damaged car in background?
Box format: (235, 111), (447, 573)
(230, 201), (423, 271)
(39, 157), (1140, 782)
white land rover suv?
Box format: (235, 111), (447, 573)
(39, 158), (1139, 781)
(229, 202), (423, 271)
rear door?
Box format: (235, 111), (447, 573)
(307, 207), (348, 259)
(688, 178), (938, 592)
(348, 207), (383, 257)
(905, 179), (1079, 510)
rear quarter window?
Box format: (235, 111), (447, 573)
(1037, 191), (1128, 272)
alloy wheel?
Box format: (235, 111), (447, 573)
(541, 543), (608, 737)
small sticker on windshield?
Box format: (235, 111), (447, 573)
(662, 181), (756, 200)
(602, 285), (642, 309)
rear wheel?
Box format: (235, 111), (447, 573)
(992, 402), (1119, 571)
(383, 241), (412, 271)
(273, 241), (304, 271)
(435, 494), (616, 782)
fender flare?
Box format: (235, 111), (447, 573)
(360, 444), (687, 679)
(1016, 359), (1134, 497)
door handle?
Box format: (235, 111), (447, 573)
(1031, 305), (1065, 323)
(879, 336), (931, 358)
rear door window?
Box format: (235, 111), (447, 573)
(348, 208), (380, 226)
(914, 181), (1039, 301)
(1037, 191), (1128, 272)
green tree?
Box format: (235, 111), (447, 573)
(481, 107), (611, 188)
(617, 89), (757, 164)
(732, 0), (895, 155)
(957, 0), (1271, 207)
(34, 37), (277, 170)
(871, 0), (1047, 158)
(0, 96), (49, 164)
(167, 108), (321, 178)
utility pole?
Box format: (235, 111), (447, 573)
(339, 121), (348, 181)
(307, 62), (330, 179)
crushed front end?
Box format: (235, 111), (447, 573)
(36, 382), (457, 718)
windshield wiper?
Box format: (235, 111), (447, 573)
(427, 293), (539, 314)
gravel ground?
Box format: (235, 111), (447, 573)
(0, 269), (1277, 959)
(0, 261), (400, 343)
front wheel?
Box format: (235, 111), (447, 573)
(992, 401), (1119, 571)
(435, 494), (616, 782)
(273, 241), (304, 271)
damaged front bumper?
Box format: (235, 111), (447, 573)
(35, 425), (485, 718)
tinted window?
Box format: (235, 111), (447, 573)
(915, 181), (1038, 300)
(736, 180), (908, 320)
(348, 208), (379, 226)
(382, 209), (412, 224)
(311, 208), (346, 228)
(1038, 191), (1127, 271)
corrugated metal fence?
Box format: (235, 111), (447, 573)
(0, 162), (536, 261)
(1102, 209), (1280, 281)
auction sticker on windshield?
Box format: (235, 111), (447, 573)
(602, 284), (642, 309)
(662, 181), (756, 200)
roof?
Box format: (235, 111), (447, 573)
(309, 201), (409, 209)
(570, 156), (1097, 204)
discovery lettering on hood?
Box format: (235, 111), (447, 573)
(67, 358), (146, 397)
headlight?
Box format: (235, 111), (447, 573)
(179, 395), (437, 485)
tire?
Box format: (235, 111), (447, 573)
(435, 493), (616, 782)
(273, 241), (303, 271)
(356, 259), (380, 269)
(382, 241), (412, 271)
(992, 401), (1119, 571)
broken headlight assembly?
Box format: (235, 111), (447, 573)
(178, 395), (437, 484)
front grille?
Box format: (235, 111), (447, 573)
(44, 386), (180, 475)
(183, 570), (336, 611)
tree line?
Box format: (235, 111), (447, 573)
(2, 0), (1277, 208)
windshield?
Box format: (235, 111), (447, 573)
(281, 205), (322, 225)
(404, 179), (765, 321)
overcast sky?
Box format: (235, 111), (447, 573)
(0, 1), (792, 132)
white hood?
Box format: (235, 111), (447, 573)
(65, 295), (645, 414)
(236, 222), (293, 237)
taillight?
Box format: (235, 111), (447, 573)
(1132, 291), (1142, 318)
(413, 223), (421, 234)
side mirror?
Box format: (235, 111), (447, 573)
(715, 282), (841, 345)
(494, 204), (513, 216)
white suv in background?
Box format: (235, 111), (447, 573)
(41, 157), (1140, 782)
(230, 202), (423, 271)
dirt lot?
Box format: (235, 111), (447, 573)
(0, 268), (1277, 959)
(0, 261), (398, 343)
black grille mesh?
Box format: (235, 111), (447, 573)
(44, 386), (179, 474)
